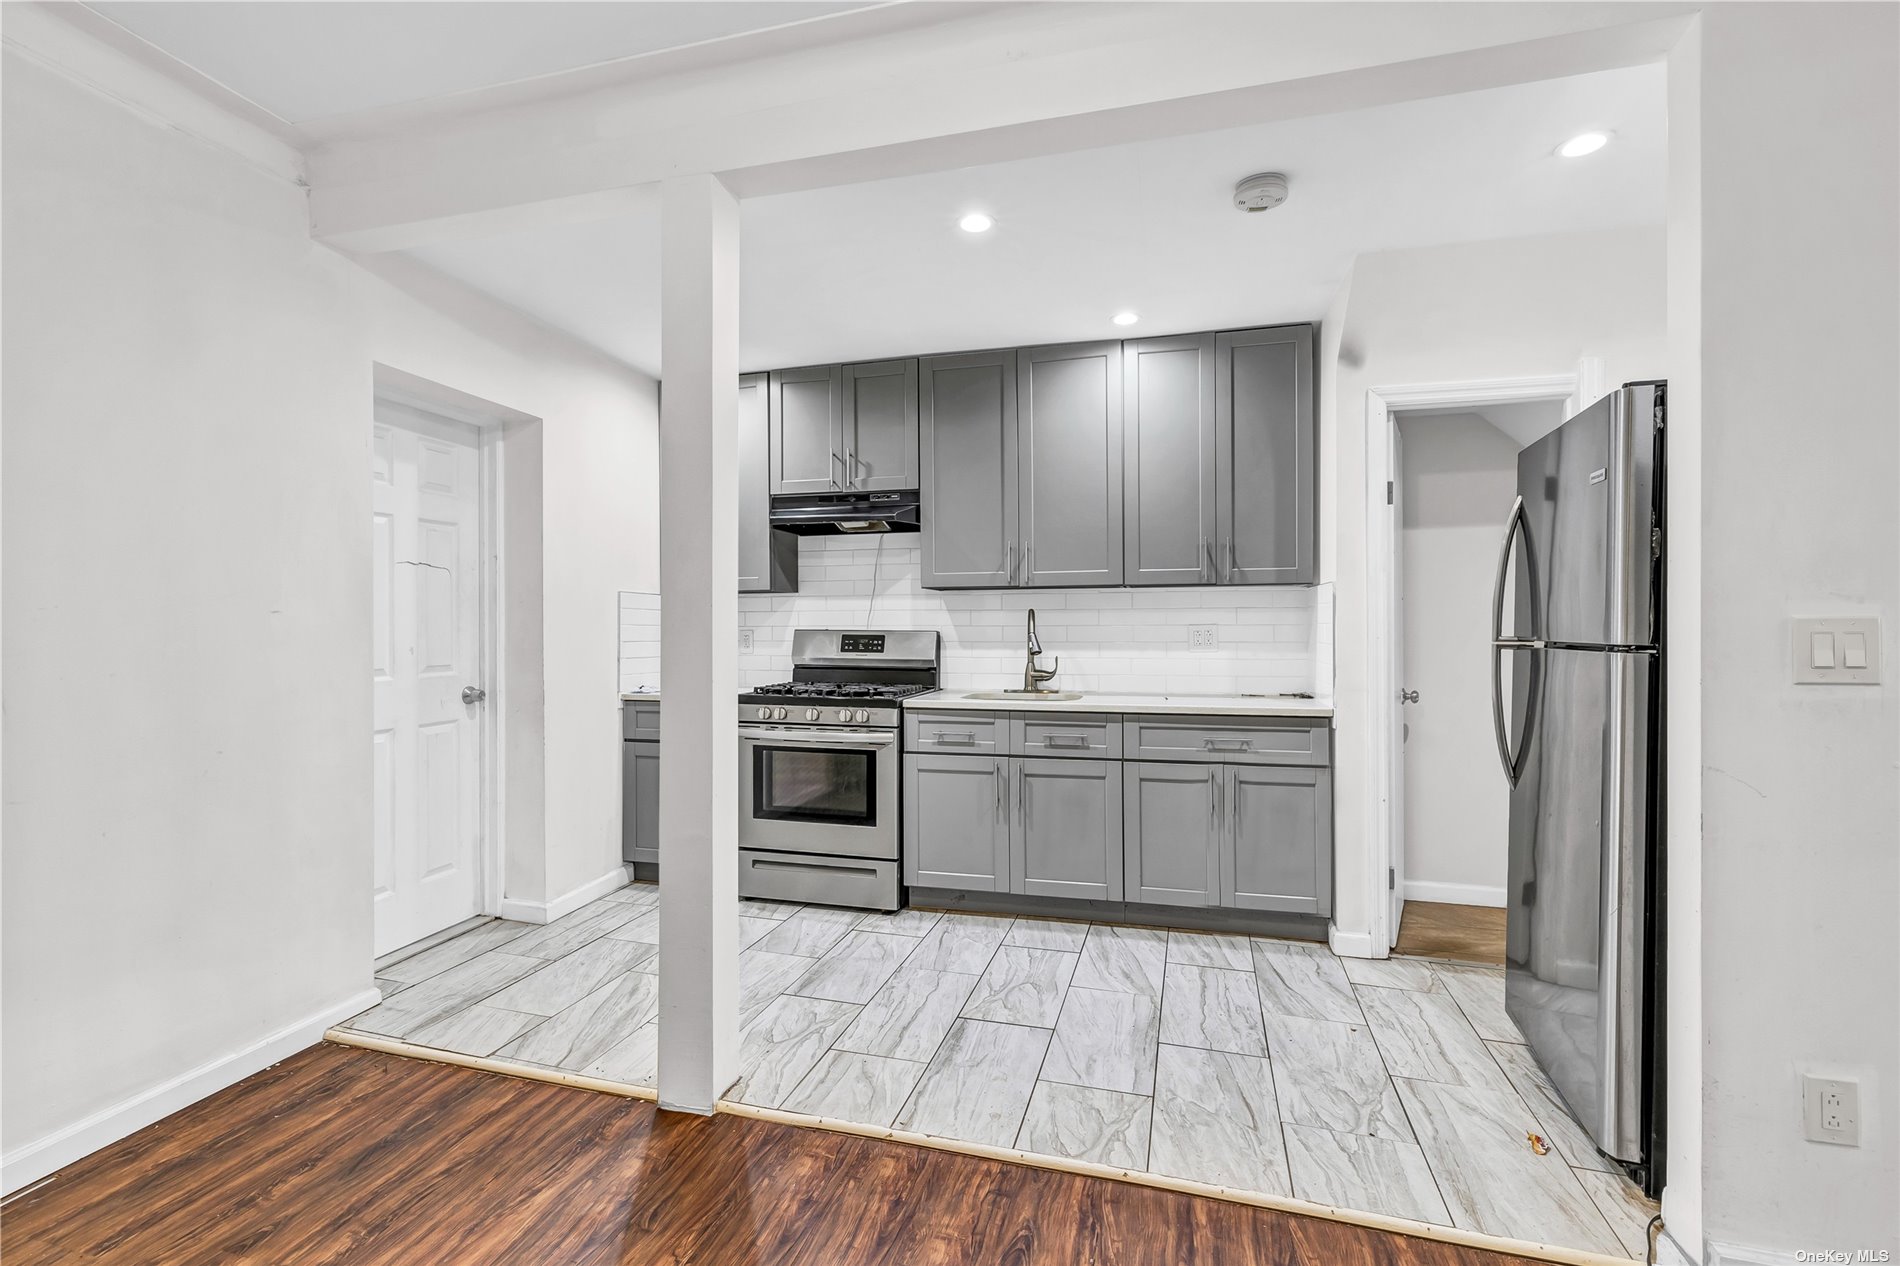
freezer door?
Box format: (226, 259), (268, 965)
(1505, 646), (1653, 1163)
(1516, 385), (1660, 648)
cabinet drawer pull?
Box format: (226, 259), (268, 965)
(1044, 734), (1090, 749)
(933, 731), (977, 745)
(1204, 737), (1254, 751)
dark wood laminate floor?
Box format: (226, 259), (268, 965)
(1395, 901), (1508, 966)
(4, 1042), (1552, 1266)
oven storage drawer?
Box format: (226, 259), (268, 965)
(1013, 714), (1122, 759)
(622, 702), (661, 741)
(740, 849), (900, 911)
(1126, 717), (1330, 766)
(906, 710), (1004, 754)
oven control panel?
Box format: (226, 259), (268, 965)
(838, 633), (885, 654)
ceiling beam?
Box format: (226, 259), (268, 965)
(307, 2), (1692, 253)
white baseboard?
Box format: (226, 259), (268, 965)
(498, 864), (634, 925)
(1402, 880), (1507, 908)
(1, 986), (381, 1196)
(1328, 925), (1376, 959)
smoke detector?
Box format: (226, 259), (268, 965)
(1233, 172), (1289, 213)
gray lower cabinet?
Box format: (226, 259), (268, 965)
(770, 364), (844, 494)
(903, 752), (1010, 890)
(920, 351), (1019, 588)
(1217, 325), (1316, 584)
(905, 710), (1331, 917)
(1123, 334), (1217, 586)
(738, 372), (798, 593)
(621, 739), (661, 866)
(1011, 757), (1123, 901)
(1123, 761), (1221, 907)
(1225, 764), (1331, 915)
(842, 359), (919, 491)
(1019, 340), (1123, 587)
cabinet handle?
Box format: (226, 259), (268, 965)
(1004, 540), (1016, 586)
(1225, 539), (1237, 584)
(936, 731), (977, 746)
(1204, 737), (1254, 752)
(1023, 541), (1032, 585)
(1021, 768), (1031, 830)
(1208, 766), (1218, 832)
(1202, 537), (1214, 583)
(1044, 734), (1089, 750)
(830, 449), (846, 490)
(995, 762), (1005, 821)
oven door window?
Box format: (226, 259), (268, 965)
(752, 745), (876, 826)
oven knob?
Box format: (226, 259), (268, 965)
(756, 707), (771, 720)
(854, 709), (870, 723)
(805, 708), (820, 722)
(837, 708), (853, 722)
(773, 707), (788, 721)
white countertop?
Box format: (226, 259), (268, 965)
(620, 691), (660, 702)
(910, 689), (1333, 719)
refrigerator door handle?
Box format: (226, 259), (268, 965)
(1492, 495), (1539, 786)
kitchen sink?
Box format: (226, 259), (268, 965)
(963, 690), (1085, 701)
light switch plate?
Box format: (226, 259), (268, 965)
(1792, 617), (1880, 685)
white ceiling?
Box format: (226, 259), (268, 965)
(1403, 399), (1573, 449)
(404, 62), (1665, 376)
(85, 1), (874, 123)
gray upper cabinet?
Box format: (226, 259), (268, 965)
(1217, 325), (1316, 584)
(842, 359), (919, 491)
(904, 751), (1010, 891)
(738, 373), (798, 593)
(1124, 334), (1217, 586)
(1010, 757), (1123, 901)
(1019, 341), (1123, 587)
(921, 351), (1019, 589)
(1224, 764), (1331, 915)
(770, 364), (844, 494)
(1124, 761), (1220, 907)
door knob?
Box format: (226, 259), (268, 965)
(462, 686), (487, 705)
(1399, 689), (1419, 704)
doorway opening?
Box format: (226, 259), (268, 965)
(1362, 371), (1587, 958)
(370, 370), (511, 960)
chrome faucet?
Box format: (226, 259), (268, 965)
(1022, 608), (1060, 692)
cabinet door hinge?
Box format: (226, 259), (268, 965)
(1386, 481), (1394, 506)
(1388, 867), (1396, 891)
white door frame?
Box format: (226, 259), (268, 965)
(373, 367), (523, 926)
(1361, 361), (1599, 954)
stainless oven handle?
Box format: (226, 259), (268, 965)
(738, 728), (897, 747)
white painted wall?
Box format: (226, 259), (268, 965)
(1677, 5), (1899, 1256)
(1396, 412), (1519, 906)
(1326, 225), (1668, 946)
(0, 45), (656, 1186)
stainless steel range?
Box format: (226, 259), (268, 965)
(737, 629), (940, 910)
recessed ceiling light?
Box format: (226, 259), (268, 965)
(1112, 312), (1139, 326)
(958, 212), (993, 233)
(1557, 131), (1610, 158)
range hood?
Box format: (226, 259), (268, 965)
(770, 490), (920, 534)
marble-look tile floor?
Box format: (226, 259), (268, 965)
(345, 882), (1656, 1259)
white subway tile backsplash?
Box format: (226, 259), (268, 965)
(619, 540), (1332, 698)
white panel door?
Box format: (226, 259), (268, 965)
(372, 405), (485, 957)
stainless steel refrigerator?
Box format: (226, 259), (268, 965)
(1494, 381), (1665, 1192)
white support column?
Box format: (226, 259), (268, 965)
(656, 172), (740, 1112)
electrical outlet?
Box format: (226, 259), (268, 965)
(1188, 625), (1219, 651)
(1803, 1075), (1861, 1146)
(737, 627), (755, 654)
